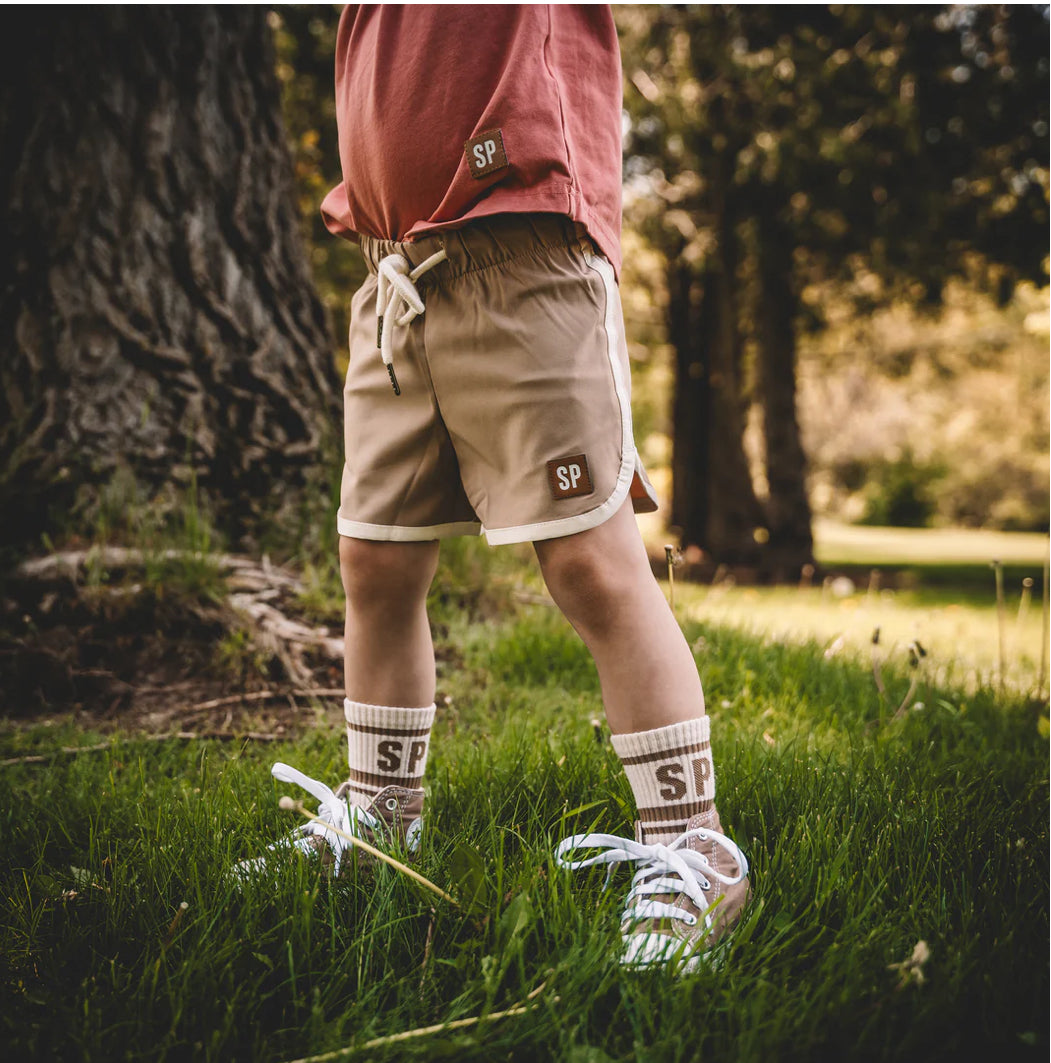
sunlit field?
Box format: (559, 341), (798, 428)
(634, 521), (1050, 699)
(814, 520), (1049, 570)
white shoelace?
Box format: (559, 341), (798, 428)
(375, 249), (448, 394)
(555, 826), (749, 932)
(270, 762), (381, 877)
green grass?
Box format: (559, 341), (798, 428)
(1, 550), (1048, 1062)
(637, 521), (1050, 700)
(672, 580), (1046, 700)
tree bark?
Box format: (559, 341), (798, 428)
(668, 256), (709, 544)
(670, 192), (764, 567)
(701, 205), (766, 566)
(0, 7), (340, 550)
(756, 208), (815, 580)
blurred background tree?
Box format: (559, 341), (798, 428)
(616, 4), (1048, 577)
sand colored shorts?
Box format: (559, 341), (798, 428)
(338, 214), (657, 545)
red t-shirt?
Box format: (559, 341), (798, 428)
(320, 4), (623, 275)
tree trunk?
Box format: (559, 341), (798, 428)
(668, 257), (709, 544)
(756, 209), (815, 581)
(670, 195), (764, 568)
(0, 7), (340, 550)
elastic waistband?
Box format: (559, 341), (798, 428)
(358, 214), (583, 281)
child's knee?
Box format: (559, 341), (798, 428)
(339, 536), (438, 606)
(539, 534), (631, 624)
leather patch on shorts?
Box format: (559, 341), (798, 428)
(547, 454), (594, 500)
(464, 129), (508, 179)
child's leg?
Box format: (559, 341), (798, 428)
(539, 499), (749, 966)
(339, 536), (440, 707)
(234, 537), (440, 877)
(533, 500), (702, 736)
(338, 536), (440, 812)
(536, 498), (719, 839)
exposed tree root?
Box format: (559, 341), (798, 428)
(5, 548), (345, 730)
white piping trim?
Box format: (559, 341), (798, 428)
(484, 479), (632, 545)
(485, 245), (637, 546)
(337, 516), (481, 542)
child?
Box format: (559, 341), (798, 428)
(254, 3), (748, 972)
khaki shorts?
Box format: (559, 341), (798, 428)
(339, 214), (657, 545)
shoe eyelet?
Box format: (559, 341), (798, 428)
(687, 915), (698, 926)
(700, 878), (711, 890)
(385, 797), (399, 812)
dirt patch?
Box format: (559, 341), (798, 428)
(1, 552), (345, 738)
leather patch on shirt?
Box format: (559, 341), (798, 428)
(547, 454), (594, 500)
(464, 128), (508, 179)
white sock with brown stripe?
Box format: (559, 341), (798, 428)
(343, 697), (435, 809)
(610, 715), (715, 845)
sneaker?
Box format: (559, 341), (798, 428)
(555, 808), (749, 973)
(234, 762), (424, 880)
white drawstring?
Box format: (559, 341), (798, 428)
(555, 825), (748, 933)
(375, 249), (448, 394)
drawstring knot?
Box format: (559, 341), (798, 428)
(375, 249), (448, 394)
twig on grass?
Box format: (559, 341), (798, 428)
(991, 559), (1006, 695)
(512, 589), (556, 608)
(184, 688), (346, 715)
(870, 630), (928, 724)
(1017, 576), (1033, 625)
(1040, 549), (1049, 697)
(892, 641), (927, 719)
(278, 981), (553, 1063)
(1, 730), (283, 766)
(664, 544), (679, 613)
(164, 902), (189, 948)
(278, 796), (457, 906)
(419, 907), (436, 990)
(871, 628), (886, 700)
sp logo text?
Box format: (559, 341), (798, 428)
(655, 756), (712, 802)
(464, 128), (508, 179)
(376, 739), (428, 776)
(547, 453), (594, 500)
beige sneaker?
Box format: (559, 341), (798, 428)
(556, 807), (749, 973)
(235, 762), (424, 880)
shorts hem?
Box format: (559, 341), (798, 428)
(483, 468), (634, 545)
(337, 517), (482, 542)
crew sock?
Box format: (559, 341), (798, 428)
(343, 697), (435, 809)
(610, 715), (715, 845)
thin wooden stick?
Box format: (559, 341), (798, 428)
(1017, 576), (1033, 625)
(871, 627), (886, 702)
(1040, 548), (1049, 698)
(280, 982), (552, 1063)
(2, 742), (114, 766)
(665, 544), (678, 614)
(185, 688), (346, 714)
(278, 797), (457, 906)
(164, 901), (189, 947)
(0, 730), (283, 766)
(992, 560), (1006, 695)
(418, 908), (436, 990)
(189, 690), (282, 713)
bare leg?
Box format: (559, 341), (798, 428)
(339, 536), (440, 707)
(533, 501), (704, 734)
